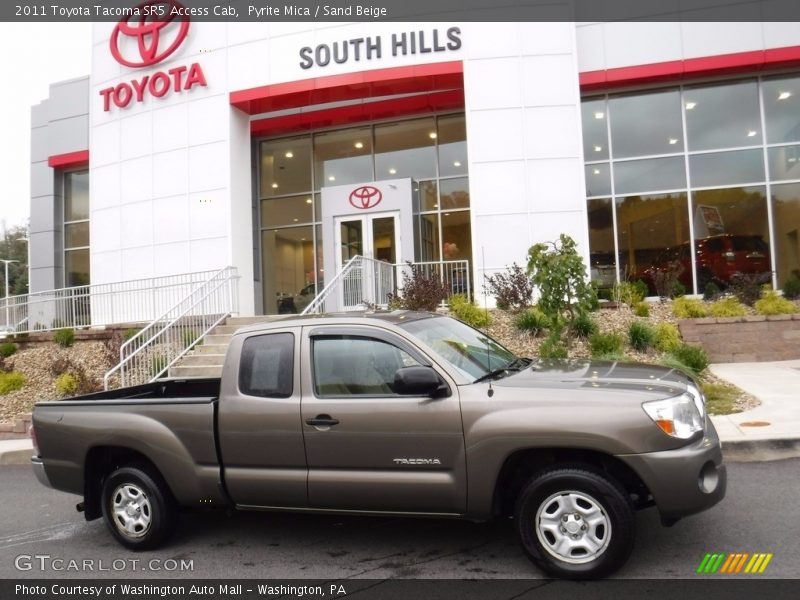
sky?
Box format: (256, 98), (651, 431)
(0, 23), (92, 232)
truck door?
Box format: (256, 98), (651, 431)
(217, 328), (307, 508)
(300, 326), (467, 514)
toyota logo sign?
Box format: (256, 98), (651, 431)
(349, 186), (383, 210)
(110, 0), (190, 68)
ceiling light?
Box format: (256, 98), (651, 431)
(593, 168), (601, 175)
(328, 176), (335, 181)
(685, 102), (697, 110)
(284, 151), (293, 158)
(305, 198), (313, 204)
(747, 130), (757, 137)
(429, 132), (437, 139)
(593, 145), (602, 152)
(293, 218), (298, 222)
(301, 238), (306, 241)
(593, 111), (604, 119)
(271, 183), (278, 188)
(445, 213), (451, 216)
(434, 203), (439, 208)
(669, 138), (678, 145)
(454, 161), (462, 167)
(389, 168), (397, 174)
(779, 91), (792, 100)
(354, 141), (364, 149)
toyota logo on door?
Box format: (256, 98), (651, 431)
(110, 0), (190, 68)
(349, 186), (383, 210)
(99, 0), (207, 112)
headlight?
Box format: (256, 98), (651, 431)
(643, 393), (704, 439)
(685, 381), (706, 419)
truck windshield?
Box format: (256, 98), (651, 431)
(400, 316), (517, 382)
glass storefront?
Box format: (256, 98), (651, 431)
(64, 170), (90, 286)
(257, 114), (471, 314)
(583, 74), (800, 292)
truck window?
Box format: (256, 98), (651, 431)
(238, 333), (294, 398)
(312, 335), (420, 397)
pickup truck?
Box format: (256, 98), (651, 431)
(31, 311), (726, 579)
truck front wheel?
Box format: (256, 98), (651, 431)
(101, 464), (178, 551)
(514, 466), (635, 579)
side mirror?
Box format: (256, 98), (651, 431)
(394, 366), (444, 397)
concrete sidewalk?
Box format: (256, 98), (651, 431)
(0, 438), (32, 465)
(710, 359), (800, 461)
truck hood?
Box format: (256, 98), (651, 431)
(492, 359), (690, 400)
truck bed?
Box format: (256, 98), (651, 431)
(37, 377), (221, 405)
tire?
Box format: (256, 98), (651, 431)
(101, 463), (178, 551)
(514, 466), (635, 579)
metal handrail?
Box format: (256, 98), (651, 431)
(302, 255), (396, 314)
(103, 266), (238, 389)
(301, 255), (361, 315)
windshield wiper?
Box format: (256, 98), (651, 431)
(473, 357), (532, 383)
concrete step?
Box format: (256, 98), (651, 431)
(212, 325), (248, 335)
(195, 344), (230, 355)
(170, 365), (223, 378)
(178, 353), (226, 367)
(204, 333), (233, 346)
(225, 316), (276, 326)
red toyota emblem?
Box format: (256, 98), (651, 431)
(349, 186), (383, 210)
(110, 0), (190, 68)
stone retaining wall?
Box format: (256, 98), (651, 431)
(678, 314), (800, 363)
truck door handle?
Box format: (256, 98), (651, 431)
(306, 415), (340, 427)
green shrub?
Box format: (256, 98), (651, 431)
(613, 281), (646, 307)
(754, 289), (796, 315)
(783, 275), (800, 300)
(729, 272), (771, 306)
(55, 373), (80, 397)
(448, 294), (491, 328)
(0, 371), (25, 395)
(672, 281), (687, 297)
(703, 282), (721, 301)
(571, 312), (597, 338)
(54, 328), (75, 348)
(672, 297), (708, 319)
(628, 322), (655, 352)
(182, 328), (199, 348)
(123, 328), (140, 341)
(589, 332), (623, 357)
(634, 302), (650, 317)
(709, 297), (748, 317)
(668, 343), (709, 375)
(515, 308), (550, 336)
(653, 322), (681, 353)
(538, 331), (568, 359)
(0, 342), (18, 358)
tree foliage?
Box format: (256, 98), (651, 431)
(0, 224), (29, 296)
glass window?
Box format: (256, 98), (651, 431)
(439, 177), (470, 210)
(585, 163), (611, 197)
(613, 157), (686, 195)
(312, 336), (421, 396)
(314, 127), (372, 188)
(763, 75), (800, 144)
(64, 171), (89, 221)
(261, 195), (314, 228)
(375, 118), (437, 180)
(610, 89), (683, 158)
(581, 98), (609, 160)
(415, 180), (438, 212)
(587, 198), (616, 289)
(437, 114), (468, 176)
(771, 183), (800, 286)
(414, 213), (440, 262)
(441, 211), (471, 261)
(691, 187), (771, 288)
(64, 222), (89, 248)
(260, 136), (312, 197)
(238, 333), (294, 398)
(689, 149), (765, 188)
(685, 81), (761, 150)
(262, 226), (316, 314)
(767, 145), (800, 181)
(65, 249), (90, 287)
(615, 193), (690, 291)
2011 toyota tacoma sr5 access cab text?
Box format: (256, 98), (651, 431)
(31, 311), (726, 579)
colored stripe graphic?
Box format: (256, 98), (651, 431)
(699, 552), (772, 574)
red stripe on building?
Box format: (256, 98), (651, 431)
(231, 61), (464, 115)
(48, 150), (89, 169)
(579, 45), (800, 91)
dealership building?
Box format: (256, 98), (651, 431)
(29, 19), (800, 318)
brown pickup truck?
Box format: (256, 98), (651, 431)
(31, 311), (726, 579)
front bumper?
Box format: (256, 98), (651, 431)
(617, 419), (727, 520)
(31, 456), (53, 489)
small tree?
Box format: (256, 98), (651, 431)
(483, 263), (534, 311)
(526, 234), (594, 323)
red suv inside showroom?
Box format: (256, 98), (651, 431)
(642, 234), (771, 294)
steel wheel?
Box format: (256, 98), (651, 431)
(535, 490), (611, 564)
(111, 483), (153, 539)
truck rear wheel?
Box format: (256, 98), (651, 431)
(101, 464), (178, 551)
(514, 466), (635, 579)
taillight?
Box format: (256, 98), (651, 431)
(29, 424), (39, 455)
